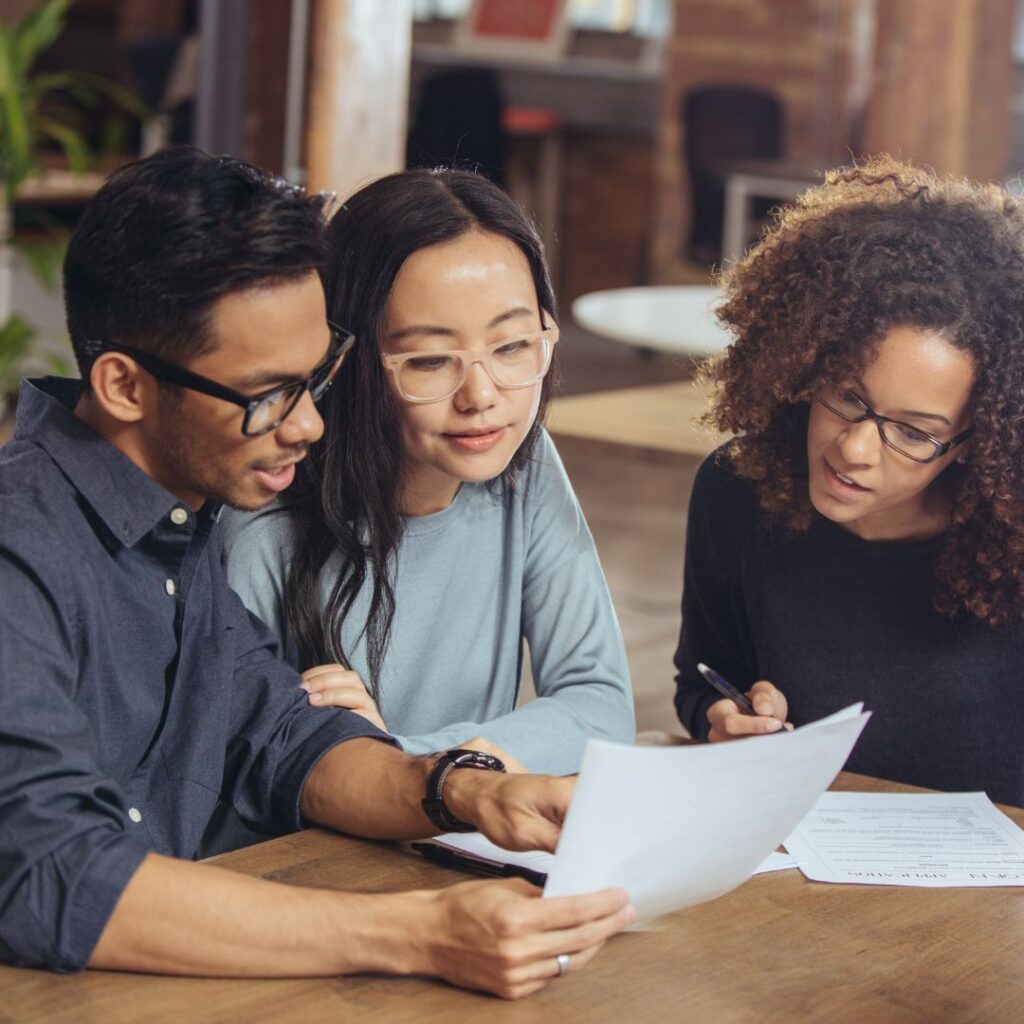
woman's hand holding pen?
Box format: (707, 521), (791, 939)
(706, 680), (791, 742)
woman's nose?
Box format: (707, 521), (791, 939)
(836, 417), (881, 465)
(454, 359), (498, 411)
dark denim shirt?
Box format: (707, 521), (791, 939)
(0, 378), (392, 972)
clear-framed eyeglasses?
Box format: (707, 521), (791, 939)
(812, 385), (973, 464)
(382, 327), (559, 404)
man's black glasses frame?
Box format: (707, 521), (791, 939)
(92, 324), (355, 436)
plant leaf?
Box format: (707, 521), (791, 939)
(0, 315), (37, 389)
(10, 235), (67, 292)
(34, 115), (91, 174)
(10, 0), (70, 78)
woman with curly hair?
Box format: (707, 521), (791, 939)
(673, 156), (1024, 806)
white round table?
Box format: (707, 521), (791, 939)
(571, 285), (731, 356)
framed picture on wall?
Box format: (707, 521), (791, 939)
(454, 0), (570, 61)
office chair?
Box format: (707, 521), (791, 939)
(683, 84), (783, 265)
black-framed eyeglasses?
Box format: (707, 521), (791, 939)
(94, 324), (355, 436)
(813, 385), (973, 464)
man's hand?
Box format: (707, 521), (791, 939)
(706, 680), (791, 742)
(301, 663), (386, 732)
(443, 770), (574, 852)
(425, 877), (634, 1000)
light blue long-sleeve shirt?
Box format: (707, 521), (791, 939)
(220, 431), (634, 775)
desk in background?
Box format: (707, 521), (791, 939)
(3, 773), (1023, 1024)
(571, 284), (730, 358)
(554, 285), (731, 460)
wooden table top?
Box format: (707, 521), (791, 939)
(3, 773), (1023, 1023)
(549, 378), (729, 460)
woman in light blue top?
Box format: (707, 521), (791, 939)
(221, 168), (633, 775)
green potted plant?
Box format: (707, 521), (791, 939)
(0, 0), (147, 423)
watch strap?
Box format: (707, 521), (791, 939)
(422, 748), (506, 833)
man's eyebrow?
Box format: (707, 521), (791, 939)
(385, 307), (537, 343)
(230, 341), (334, 391)
(231, 369), (298, 391)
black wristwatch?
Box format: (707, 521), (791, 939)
(422, 748), (507, 833)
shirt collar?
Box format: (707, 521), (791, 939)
(15, 376), (198, 547)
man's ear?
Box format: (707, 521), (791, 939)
(88, 352), (148, 424)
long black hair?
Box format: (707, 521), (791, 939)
(281, 168), (558, 693)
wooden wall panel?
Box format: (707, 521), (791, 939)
(650, 0), (872, 283)
(305, 0), (412, 199)
(560, 133), (655, 302)
(862, 0), (1014, 183)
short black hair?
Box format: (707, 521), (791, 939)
(64, 146), (330, 383)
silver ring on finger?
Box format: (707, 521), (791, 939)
(556, 953), (571, 977)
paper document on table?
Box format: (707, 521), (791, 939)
(782, 791), (1024, 887)
(542, 704), (870, 920)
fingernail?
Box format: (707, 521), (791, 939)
(308, 692), (322, 704)
(299, 683), (310, 692)
(624, 904), (638, 923)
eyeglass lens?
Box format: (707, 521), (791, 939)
(397, 336), (552, 402)
(816, 387), (941, 460)
(244, 332), (348, 436)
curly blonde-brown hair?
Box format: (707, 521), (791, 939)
(703, 156), (1024, 625)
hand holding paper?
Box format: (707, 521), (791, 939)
(543, 705), (870, 920)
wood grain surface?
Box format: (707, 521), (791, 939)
(3, 773), (1023, 1024)
(548, 379), (728, 459)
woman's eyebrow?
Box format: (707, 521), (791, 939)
(385, 306), (537, 342)
(854, 382), (952, 425)
(384, 324), (457, 342)
(487, 306), (535, 329)
(892, 407), (952, 426)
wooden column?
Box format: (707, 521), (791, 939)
(861, 0), (1015, 182)
(305, 0), (412, 199)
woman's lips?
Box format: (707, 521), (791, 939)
(823, 458), (870, 497)
(253, 461), (297, 492)
(444, 427), (506, 453)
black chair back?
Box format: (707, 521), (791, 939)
(683, 84), (783, 264)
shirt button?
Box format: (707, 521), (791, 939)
(165, 579), (176, 596)
(170, 507), (188, 525)
(128, 807), (142, 823)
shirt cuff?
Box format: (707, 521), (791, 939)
(274, 711), (400, 832)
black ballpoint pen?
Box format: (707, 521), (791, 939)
(411, 841), (548, 887)
(697, 662), (757, 713)
(696, 662), (790, 734)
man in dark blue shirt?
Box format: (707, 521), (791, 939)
(0, 148), (632, 999)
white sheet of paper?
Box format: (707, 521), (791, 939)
(542, 704), (870, 920)
(782, 791), (1024, 887)
(434, 836), (798, 877)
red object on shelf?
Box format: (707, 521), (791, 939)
(472, 0), (563, 40)
(502, 106), (560, 135)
